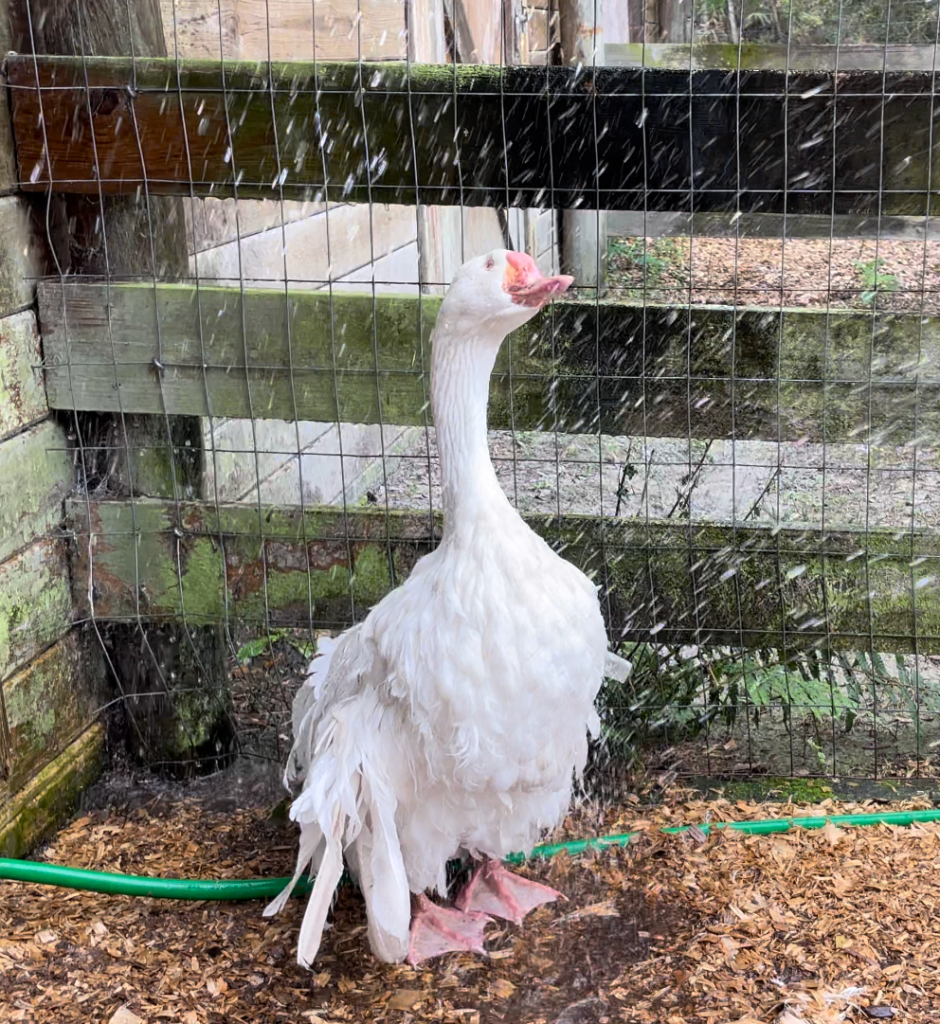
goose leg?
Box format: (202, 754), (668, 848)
(455, 858), (562, 926)
(406, 894), (492, 966)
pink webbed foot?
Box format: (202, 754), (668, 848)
(406, 894), (493, 966)
(455, 858), (562, 926)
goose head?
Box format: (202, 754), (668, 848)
(437, 249), (573, 340)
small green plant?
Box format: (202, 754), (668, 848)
(595, 641), (940, 766)
(608, 237), (686, 300)
(854, 257), (900, 305)
(235, 629), (315, 664)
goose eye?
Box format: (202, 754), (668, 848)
(485, 256), (495, 270)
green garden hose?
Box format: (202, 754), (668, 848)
(2, 807), (939, 901)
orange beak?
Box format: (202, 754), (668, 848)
(503, 251), (574, 308)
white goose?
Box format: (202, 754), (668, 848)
(266, 249), (631, 967)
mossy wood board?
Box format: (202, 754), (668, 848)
(1, 635), (101, 788)
(0, 724), (104, 858)
(0, 538), (72, 684)
(0, 9), (15, 194)
(0, 420), (74, 564)
(0, 310), (47, 442)
(69, 498), (940, 654)
(0, 197), (39, 318)
(607, 42), (940, 72)
(39, 281), (940, 445)
(7, 56), (940, 215)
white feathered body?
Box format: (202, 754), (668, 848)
(269, 499), (608, 964)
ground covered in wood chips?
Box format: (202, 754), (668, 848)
(606, 236), (940, 312)
(4, 785), (940, 1024)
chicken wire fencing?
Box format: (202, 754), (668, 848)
(6, 0), (940, 798)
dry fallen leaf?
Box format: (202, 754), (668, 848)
(205, 977), (228, 997)
(388, 989), (425, 1010)
(558, 899), (620, 923)
(776, 1014), (805, 1024)
(822, 821), (845, 847)
(489, 978), (516, 998)
(108, 1008), (144, 1024)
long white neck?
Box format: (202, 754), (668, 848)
(431, 326), (511, 539)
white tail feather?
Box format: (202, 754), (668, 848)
(362, 777), (410, 947)
(296, 806), (345, 969)
(262, 822), (323, 918)
(274, 631), (413, 967)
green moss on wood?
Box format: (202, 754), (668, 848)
(0, 197), (38, 318)
(9, 56), (940, 215)
(68, 498), (940, 654)
(0, 538), (71, 681)
(39, 283), (940, 445)
(0, 724), (104, 858)
(0, 311), (46, 441)
(0, 421), (73, 564)
(2, 636), (100, 786)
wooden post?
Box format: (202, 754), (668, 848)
(410, 0), (456, 294)
(644, 0), (660, 41)
(559, 0), (608, 294)
(658, 1), (689, 44)
(9, 0), (233, 776)
(0, 2), (106, 855)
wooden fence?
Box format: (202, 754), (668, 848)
(7, 54), (937, 652)
(3, 28), (940, 851)
(9, 57), (940, 215)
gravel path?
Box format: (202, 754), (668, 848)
(371, 428), (938, 531)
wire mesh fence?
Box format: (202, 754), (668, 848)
(5, 0), (940, 802)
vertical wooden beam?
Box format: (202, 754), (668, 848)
(10, 0), (233, 773)
(410, 0), (455, 294)
(661, 0), (691, 42)
(0, 2), (100, 840)
(644, 0), (660, 41)
(558, 0), (607, 293)
(0, 6), (16, 195)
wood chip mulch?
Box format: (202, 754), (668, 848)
(608, 236), (940, 313)
(2, 790), (940, 1024)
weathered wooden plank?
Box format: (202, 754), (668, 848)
(608, 210), (940, 242)
(608, 42), (940, 72)
(0, 7), (16, 194)
(0, 311), (47, 442)
(0, 421), (73, 564)
(160, 0), (406, 62)
(39, 281), (940, 445)
(1, 635), (102, 788)
(0, 538), (72, 684)
(68, 498), (940, 654)
(8, 56), (940, 216)
(0, 197), (40, 318)
(0, 723), (104, 858)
